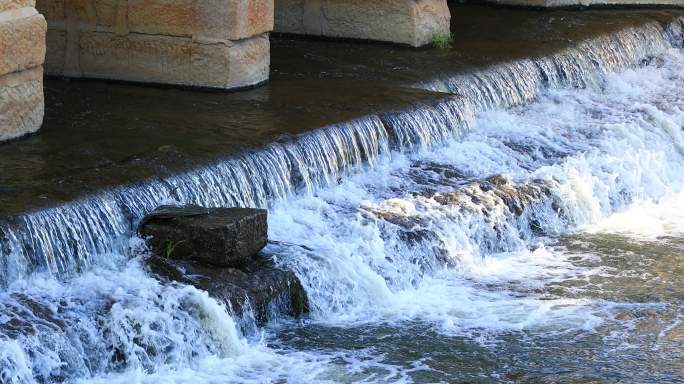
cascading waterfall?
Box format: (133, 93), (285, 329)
(1, 15), (684, 383)
(0, 97), (477, 285)
(2, 18), (683, 284)
(423, 20), (684, 109)
(269, 45), (684, 328)
(0, 116), (394, 285)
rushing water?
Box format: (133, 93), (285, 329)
(1, 19), (684, 383)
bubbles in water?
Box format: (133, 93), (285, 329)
(269, 47), (684, 336)
(1, 19), (684, 383)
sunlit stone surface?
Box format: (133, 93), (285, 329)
(0, 1), (46, 142)
(0, 3), (684, 383)
(36, 0), (272, 89)
(275, 0), (451, 47)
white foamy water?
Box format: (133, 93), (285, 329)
(0, 255), (341, 384)
(586, 190), (684, 240)
(85, 47), (684, 382)
(268, 48), (684, 336)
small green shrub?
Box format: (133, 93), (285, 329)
(432, 33), (454, 49)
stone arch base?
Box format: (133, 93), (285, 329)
(274, 0), (452, 47)
(0, 1), (46, 142)
(37, 0), (273, 89)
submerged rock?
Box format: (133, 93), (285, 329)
(360, 174), (560, 262)
(139, 205), (267, 267)
(148, 255), (309, 324)
(434, 175), (555, 218)
(0, 294), (66, 339)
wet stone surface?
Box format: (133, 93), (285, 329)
(138, 205), (268, 268)
(148, 255), (309, 325)
(139, 205), (308, 324)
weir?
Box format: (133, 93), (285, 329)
(2, 4), (684, 383)
(0, 8), (683, 285)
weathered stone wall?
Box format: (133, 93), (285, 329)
(37, 0), (273, 89)
(274, 0), (451, 47)
(0, 1), (46, 142)
(485, 0), (684, 6)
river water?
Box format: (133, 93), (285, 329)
(1, 15), (684, 384)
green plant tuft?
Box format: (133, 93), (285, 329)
(165, 239), (187, 259)
(431, 33), (454, 49)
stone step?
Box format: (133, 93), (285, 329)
(140, 204), (308, 323)
(0, 66), (43, 142)
(46, 30), (270, 89)
(274, 0), (451, 47)
(148, 254), (309, 324)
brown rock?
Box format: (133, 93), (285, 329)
(36, 0), (272, 89)
(0, 0), (35, 12)
(0, 3), (45, 142)
(39, 0), (273, 40)
(33, 0), (62, 21)
(126, 0), (273, 41)
(67, 31), (269, 89)
(149, 255), (309, 324)
(43, 28), (65, 75)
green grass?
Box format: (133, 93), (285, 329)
(165, 239), (187, 258)
(431, 33), (454, 49)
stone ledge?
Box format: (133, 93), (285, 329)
(275, 0), (451, 47)
(45, 28), (270, 89)
(36, 0), (272, 90)
(149, 254), (309, 324)
(139, 205), (268, 267)
(0, 66), (44, 142)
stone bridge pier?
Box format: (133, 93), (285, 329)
(275, 0), (451, 47)
(37, 0), (273, 89)
(1, 0), (451, 142)
(0, 0), (46, 142)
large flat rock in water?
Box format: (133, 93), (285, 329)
(140, 205), (307, 323)
(139, 205), (268, 267)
